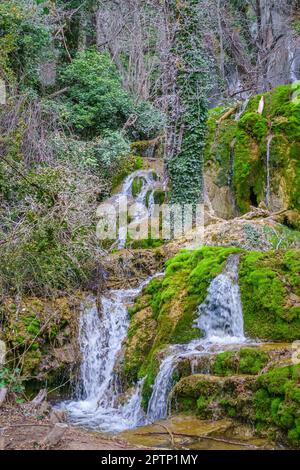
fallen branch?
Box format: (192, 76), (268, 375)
(216, 106), (238, 125)
(157, 423), (175, 448)
(47, 87), (70, 99)
(3, 424), (51, 429)
(31, 389), (47, 407)
(134, 431), (262, 449)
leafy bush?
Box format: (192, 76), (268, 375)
(60, 49), (163, 140)
(0, 0), (51, 86)
(0, 367), (24, 394)
(60, 50), (130, 137)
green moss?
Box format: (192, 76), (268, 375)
(239, 112), (268, 140)
(131, 176), (145, 197)
(239, 249), (300, 341)
(254, 365), (300, 445)
(212, 348), (268, 376)
(239, 349), (268, 375)
(111, 155), (143, 189)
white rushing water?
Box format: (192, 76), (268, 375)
(117, 169), (160, 248)
(146, 254), (246, 422)
(62, 274), (163, 432)
(265, 134), (273, 208)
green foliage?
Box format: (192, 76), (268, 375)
(0, 0), (51, 86)
(60, 50), (130, 137)
(0, 161), (101, 296)
(0, 367), (24, 394)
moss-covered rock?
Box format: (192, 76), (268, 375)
(212, 348), (269, 376)
(170, 364), (300, 446)
(171, 373), (255, 419)
(0, 295), (82, 395)
(204, 83), (300, 216)
(239, 249), (300, 341)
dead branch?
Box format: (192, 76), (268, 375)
(134, 431), (262, 449)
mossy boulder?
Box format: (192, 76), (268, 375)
(212, 348), (269, 376)
(170, 364), (300, 446)
(171, 373), (255, 419)
(0, 295), (82, 395)
(239, 249), (300, 341)
(205, 83), (300, 216)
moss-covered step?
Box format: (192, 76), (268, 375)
(170, 373), (256, 419)
(175, 343), (293, 380)
(204, 83), (300, 218)
(170, 364), (300, 447)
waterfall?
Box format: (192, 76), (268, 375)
(266, 134), (272, 208)
(234, 97), (250, 121)
(61, 274), (163, 432)
(116, 169), (160, 248)
(196, 254), (244, 343)
(146, 254), (245, 422)
(288, 41), (298, 84)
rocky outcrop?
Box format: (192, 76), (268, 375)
(170, 361), (300, 447)
(204, 83), (300, 218)
(0, 296), (83, 395)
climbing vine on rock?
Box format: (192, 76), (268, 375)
(167, 0), (208, 205)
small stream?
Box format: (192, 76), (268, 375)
(265, 134), (273, 208)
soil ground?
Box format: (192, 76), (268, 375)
(0, 404), (145, 450)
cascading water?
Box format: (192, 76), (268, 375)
(266, 134), (273, 208)
(62, 274), (163, 432)
(117, 170), (160, 248)
(196, 254), (244, 343)
(146, 254), (246, 422)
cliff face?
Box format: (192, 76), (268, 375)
(257, 0), (300, 89)
(204, 83), (300, 219)
(209, 0), (300, 101)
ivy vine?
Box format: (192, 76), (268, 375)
(167, 0), (208, 205)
